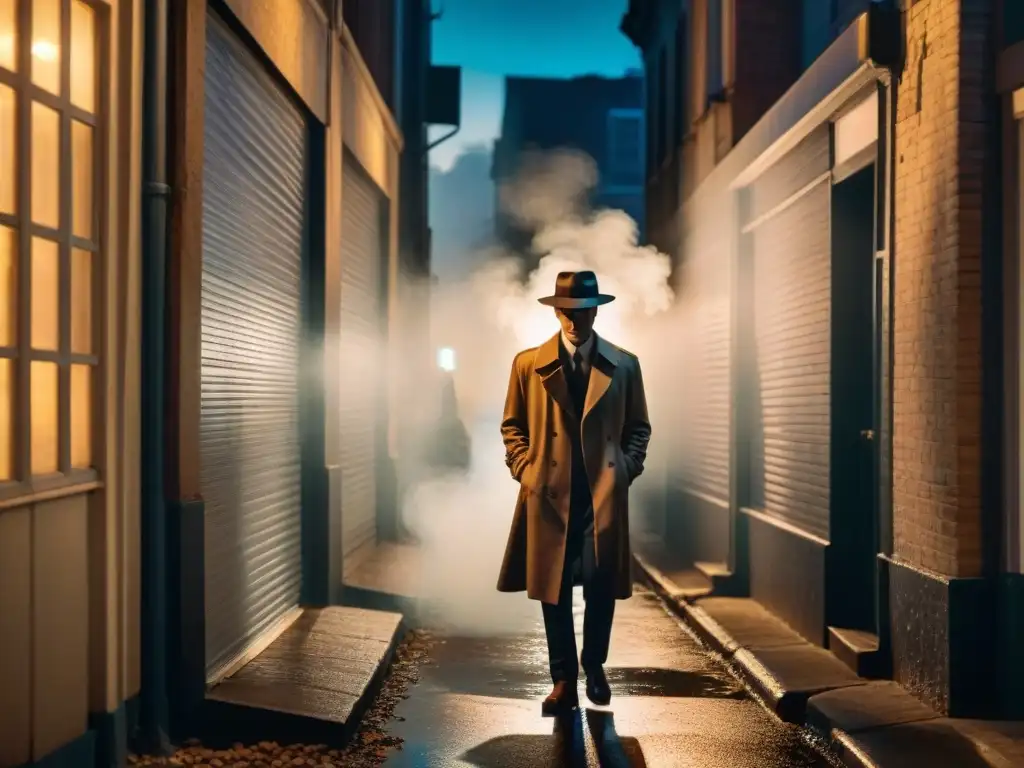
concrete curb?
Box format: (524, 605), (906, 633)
(633, 553), (877, 766)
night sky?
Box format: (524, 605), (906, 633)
(426, 0), (641, 171)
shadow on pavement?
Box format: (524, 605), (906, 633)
(460, 709), (647, 768)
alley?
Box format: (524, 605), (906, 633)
(381, 586), (835, 767)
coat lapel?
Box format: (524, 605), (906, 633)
(535, 334), (575, 418)
(583, 334), (620, 421)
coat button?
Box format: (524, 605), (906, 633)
(551, 460), (558, 467)
(552, 431), (558, 437)
(608, 461), (615, 468)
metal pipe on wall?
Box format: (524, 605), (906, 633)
(139, 0), (173, 753)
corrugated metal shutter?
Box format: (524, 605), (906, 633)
(748, 126), (831, 540)
(339, 160), (384, 557)
(678, 221), (731, 504)
(201, 12), (307, 680)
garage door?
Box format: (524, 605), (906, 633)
(201, 12), (307, 680)
(339, 159), (385, 557)
(747, 126), (832, 541)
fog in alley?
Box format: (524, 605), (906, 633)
(393, 147), (721, 636)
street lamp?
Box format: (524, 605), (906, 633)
(437, 346), (456, 372)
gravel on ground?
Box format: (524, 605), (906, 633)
(128, 629), (436, 768)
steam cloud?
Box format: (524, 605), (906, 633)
(400, 148), (682, 635)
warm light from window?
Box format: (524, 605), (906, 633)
(0, 35), (13, 70)
(31, 39), (58, 61)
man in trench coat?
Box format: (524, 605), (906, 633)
(497, 270), (652, 715)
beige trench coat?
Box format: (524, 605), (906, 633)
(497, 332), (652, 605)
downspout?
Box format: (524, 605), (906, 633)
(139, 0), (172, 754)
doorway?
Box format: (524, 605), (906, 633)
(828, 163), (879, 634)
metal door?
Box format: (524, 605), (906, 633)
(746, 126), (832, 540)
(339, 159), (385, 557)
(201, 12), (307, 680)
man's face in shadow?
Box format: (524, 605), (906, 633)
(555, 306), (598, 347)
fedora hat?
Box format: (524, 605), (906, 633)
(537, 270), (616, 309)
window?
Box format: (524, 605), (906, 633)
(606, 108), (644, 189)
(706, 0), (723, 100)
(645, 51), (657, 174)
(656, 48), (667, 166)
(0, 0), (101, 492)
(673, 13), (687, 143)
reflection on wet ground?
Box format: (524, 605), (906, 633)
(381, 587), (836, 767)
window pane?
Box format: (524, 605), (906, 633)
(0, 84), (13, 214)
(0, 358), (11, 481)
(30, 360), (58, 474)
(0, 0), (15, 72)
(0, 225), (14, 347)
(71, 247), (91, 354)
(71, 0), (95, 113)
(70, 363), (91, 468)
(30, 237), (59, 351)
(31, 0), (61, 95)
(31, 101), (60, 229)
(72, 121), (93, 239)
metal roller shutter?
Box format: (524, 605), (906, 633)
(201, 12), (307, 680)
(683, 224), (731, 503)
(339, 160), (384, 557)
(748, 126), (832, 540)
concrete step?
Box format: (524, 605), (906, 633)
(201, 606), (404, 749)
(828, 626), (886, 679)
(694, 560), (747, 596)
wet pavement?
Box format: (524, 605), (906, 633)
(383, 586), (837, 767)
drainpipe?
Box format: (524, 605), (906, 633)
(139, 0), (172, 754)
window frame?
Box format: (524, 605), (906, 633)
(606, 107), (644, 192)
(1005, 87), (1024, 573)
(0, 0), (107, 507)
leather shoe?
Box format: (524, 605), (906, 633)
(541, 681), (579, 716)
(585, 667), (611, 705)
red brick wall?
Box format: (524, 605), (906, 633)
(732, 0), (803, 144)
(892, 0), (992, 577)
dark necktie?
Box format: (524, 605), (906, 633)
(570, 350), (587, 410)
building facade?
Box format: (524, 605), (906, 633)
(624, 0), (1021, 719)
(156, 0), (414, 745)
(0, 0), (426, 765)
(491, 73), (645, 270)
(0, 0), (144, 766)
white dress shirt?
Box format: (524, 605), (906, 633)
(561, 332), (594, 378)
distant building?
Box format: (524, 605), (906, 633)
(491, 74), (645, 269)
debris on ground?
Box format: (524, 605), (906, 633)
(128, 629), (435, 768)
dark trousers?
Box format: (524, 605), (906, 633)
(541, 509), (616, 683)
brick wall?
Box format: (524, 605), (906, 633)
(892, 0), (993, 577)
(732, 0), (803, 145)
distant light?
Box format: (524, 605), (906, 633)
(437, 347), (456, 372)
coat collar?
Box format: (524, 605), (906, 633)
(534, 332), (621, 372)
(535, 332), (620, 421)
